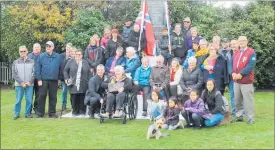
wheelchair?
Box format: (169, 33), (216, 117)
(99, 89), (138, 124)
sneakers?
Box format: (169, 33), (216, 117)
(25, 114), (33, 118)
(142, 111), (147, 117)
(178, 121), (184, 129)
(13, 116), (19, 120)
(62, 106), (67, 111)
(49, 114), (58, 118)
(235, 116), (244, 122)
(247, 119), (254, 125)
(33, 114), (42, 118)
(101, 113), (110, 118)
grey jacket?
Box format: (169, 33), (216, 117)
(180, 67), (203, 96)
(149, 65), (170, 89)
(12, 57), (35, 86)
(63, 59), (91, 94)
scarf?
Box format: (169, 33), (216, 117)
(196, 48), (209, 57)
(75, 61), (82, 91)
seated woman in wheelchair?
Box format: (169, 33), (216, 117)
(101, 65), (132, 118)
(84, 64), (106, 119)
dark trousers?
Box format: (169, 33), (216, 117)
(36, 80), (58, 117)
(133, 85), (151, 111)
(168, 85), (178, 97)
(88, 98), (101, 116)
(106, 92), (126, 113)
(182, 111), (204, 127)
(71, 93), (86, 115)
(178, 95), (189, 106)
(31, 79), (39, 113)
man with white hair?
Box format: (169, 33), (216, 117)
(28, 43), (41, 113)
(12, 46), (35, 120)
(150, 55), (170, 100)
(35, 41), (62, 118)
(84, 64), (106, 119)
(232, 36), (256, 125)
(125, 47), (140, 78)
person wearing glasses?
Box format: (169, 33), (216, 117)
(64, 49), (92, 117)
(182, 17), (192, 39)
(12, 46), (35, 120)
(34, 41), (62, 118)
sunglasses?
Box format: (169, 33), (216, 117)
(20, 51), (26, 53)
(46, 45), (52, 47)
(184, 21), (190, 23)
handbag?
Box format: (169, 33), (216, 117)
(108, 82), (124, 93)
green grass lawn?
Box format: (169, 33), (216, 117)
(1, 89), (274, 149)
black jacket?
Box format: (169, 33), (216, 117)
(158, 35), (173, 58)
(201, 89), (225, 115)
(84, 74), (105, 105)
(201, 54), (228, 91)
(180, 67), (203, 96)
(127, 31), (146, 51)
(60, 53), (72, 81)
(101, 75), (132, 93)
(163, 107), (180, 126)
(63, 59), (91, 94)
(104, 38), (123, 60)
(84, 45), (104, 69)
(171, 31), (186, 58)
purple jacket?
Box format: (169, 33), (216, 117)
(186, 36), (202, 50)
(183, 98), (209, 119)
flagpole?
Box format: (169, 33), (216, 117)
(138, 0), (146, 55)
(165, 0), (171, 54)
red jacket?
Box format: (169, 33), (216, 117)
(233, 47), (256, 84)
(100, 35), (110, 48)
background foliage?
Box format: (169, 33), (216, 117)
(0, 1), (274, 88)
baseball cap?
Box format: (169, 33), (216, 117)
(46, 41), (54, 47)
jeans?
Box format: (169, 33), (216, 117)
(14, 86), (34, 117)
(228, 80), (235, 115)
(204, 113), (224, 127)
(61, 81), (68, 108)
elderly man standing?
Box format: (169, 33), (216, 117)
(28, 43), (41, 113)
(12, 46), (35, 120)
(127, 24), (146, 56)
(150, 55), (170, 101)
(232, 36), (256, 125)
(35, 41), (62, 118)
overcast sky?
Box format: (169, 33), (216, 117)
(212, 1), (251, 8)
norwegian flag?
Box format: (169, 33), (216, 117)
(135, 0), (156, 56)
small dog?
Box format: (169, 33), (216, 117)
(220, 109), (232, 125)
(147, 118), (166, 140)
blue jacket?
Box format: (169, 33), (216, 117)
(183, 49), (196, 69)
(35, 52), (62, 80)
(134, 66), (152, 86)
(27, 52), (40, 62)
(125, 55), (141, 78)
(105, 56), (126, 73)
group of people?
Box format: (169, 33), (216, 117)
(12, 17), (256, 129)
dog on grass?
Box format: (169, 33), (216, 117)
(147, 118), (169, 140)
(220, 109), (232, 125)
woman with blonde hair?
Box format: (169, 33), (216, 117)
(168, 58), (183, 98)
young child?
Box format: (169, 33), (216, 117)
(148, 91), (165, 121)
(162, 97), (184, 130)
(182, 90), (208, 130)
